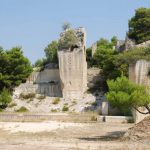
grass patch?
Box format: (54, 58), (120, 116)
(8, 102), (17, 108)
(51, 109), (57, 112)
(52, 98), (60, 104)
(27, 98), (34, 103)
(72, 100), (77, 105)
(37, 95), (46, 100)
(62, 105), (69, 111)
(20, 93), (36, 99)
(91, 115), (97, 121)
(16, 106), (28, 112)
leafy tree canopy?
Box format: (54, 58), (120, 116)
(44, 41), (58, 64)
(106, 76), (150, 114)
(128, 7), (150, 44)
(0, 47), (32, 90)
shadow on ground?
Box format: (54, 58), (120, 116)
(78, 131), (125, 141)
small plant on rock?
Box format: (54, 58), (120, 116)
(16, 106), (28, 112)
(62, 105), (69, 112)
(8, 102), (17, 108)
(51, 109), (57, 112)
(52, 98), (60, 104)
(20, 92), (36, 99)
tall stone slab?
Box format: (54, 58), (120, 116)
(129, 60), (150, 123)
(58, 27), (87, 99)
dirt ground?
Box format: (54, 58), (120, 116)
(0, 121), (149, 150)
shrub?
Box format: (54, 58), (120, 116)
(58, 30), (78, 50)
(8, 102), (17, 108)
(37, 95), (46, 100)
(51, 109), (57, 112)
(16, 106), (28, 112)
(52, 98), (60, 104)
(20, 93), (36, 99)
(91, 115), (97, 121)
(72, 100), (77, 105)
(62, 105), (69, 111)
(0, 88), (12, 109)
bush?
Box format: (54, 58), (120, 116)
(52, 98), (60, 104)
(51, 109), (57, 112)
(16, 106), (28, 112)
(0, 88), (12, 109)
(58, 30), (78, 50)
(8, 102), (17, 108)
(20, 93), (36, 99)
(91, 115), (97, 121)
(37, 95), (46, 100)
(62, 105), (69, 111)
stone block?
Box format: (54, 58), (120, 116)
(102, 101), (108, 115)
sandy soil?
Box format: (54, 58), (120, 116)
(0, 121), (149, 150)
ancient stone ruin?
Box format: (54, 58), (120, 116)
(14, 27), (88, 99)
(58, 27), (87, 98)
(116, 35), (150, 52)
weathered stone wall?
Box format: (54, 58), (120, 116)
(129, 60), (150, 123)
(87, 67), (101, 88)
(91, 42), (97, 57)
(116, 35), (150, 52)
(135, 40), (150, 49)
(27, 69), (60, 84)
(58, 27), (87, 99)
(14, 69), (62, 98)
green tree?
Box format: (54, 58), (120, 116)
(128, 7), (150, 44)
(86, 48), (93, 67)
(0, 47), (32, 90)
(92, 38), (120, 80)
(0, 88), (12, 109)
(58, 30), (78, 50)
(106, 76), (150, 115)
(34, 59), (43, 67)
(111, 36), (118, 46)
(44, 41), (58, 63)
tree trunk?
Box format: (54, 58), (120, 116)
(133, 106), (150, 115)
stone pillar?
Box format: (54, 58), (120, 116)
(102, 101), (109, 115)
(58, 27), (87, 99)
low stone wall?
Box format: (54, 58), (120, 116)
(14, 69), (62, 98)
(135, 40), (150, 49)
(0, 113), (97, 123)
(97, 116), (133, 123)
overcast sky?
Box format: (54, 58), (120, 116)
(0, 0), (150, 63)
